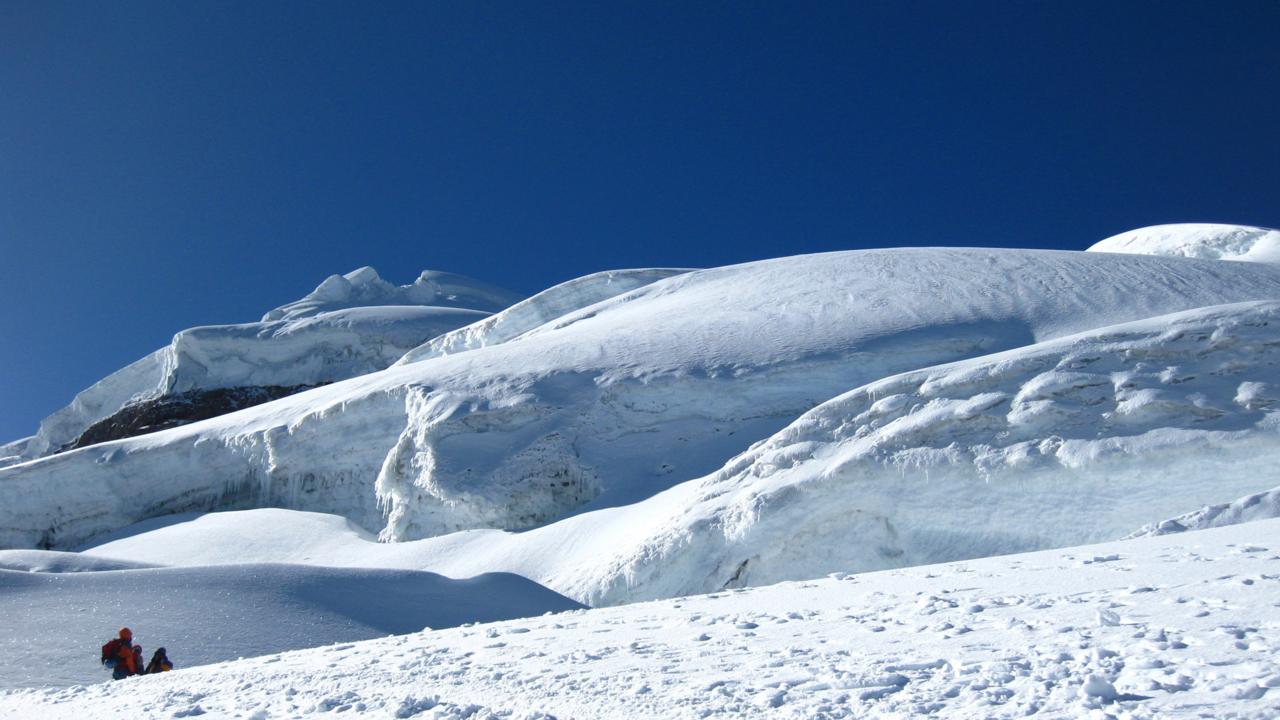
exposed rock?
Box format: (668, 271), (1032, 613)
(67, 385), (327, 450)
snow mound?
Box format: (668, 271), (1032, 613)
(262, 267), (523, 321)
(396, 268), (692, 364)
(4, 270), (519, 466)
(13, 519), (1280, 718)
(1088, 223), (1280, 263)
(1129, 484), (1280, 538)
(0, 562), (582, 690)
(7, 249), (1280, 552)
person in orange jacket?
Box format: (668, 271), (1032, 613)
(101, 627), (139, 680)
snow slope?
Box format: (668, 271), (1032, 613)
(7, 249), (1280, 551)
(11, 519), (1280, 718)
(1089, 223), (1280, 263)
(2, 267), (518, 466)
(0, 562), (582, 691)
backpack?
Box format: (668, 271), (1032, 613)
(101, 639), (124, 668)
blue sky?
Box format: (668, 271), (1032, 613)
(2, 1), (1278, 442)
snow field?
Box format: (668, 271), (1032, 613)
(8, 519), (1280, 719)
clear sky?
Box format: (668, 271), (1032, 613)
(2, 1), (1278, 443)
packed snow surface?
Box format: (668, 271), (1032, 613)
(9, 520), (1280, 718)
(1088, 223), (1280, 263)
(0, 560), (581, 691)
(2, 267), (521, 466)
(8, 248), (1280, 552)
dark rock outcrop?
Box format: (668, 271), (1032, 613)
(66, 385), (326, 451)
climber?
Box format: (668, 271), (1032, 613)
(100, 627), (139, 680)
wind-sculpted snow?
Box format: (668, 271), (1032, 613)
(568, 300), (1280, 603)
(262, 266), (523, 321)
(396, 267), (692, 364)
(7, 249), (1280, 551)
(2, 269), (516, 466)
(13, 521), (1280, 718)
(1128, 484), (1280, 538)
(1089, 223), (1280, 263)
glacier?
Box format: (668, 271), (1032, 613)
(4, 225), (1280, 719)
(9, 248), (1280, 551)
(82, 300), (1280, 606)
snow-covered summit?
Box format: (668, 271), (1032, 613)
(1088, 223), (1280, 263)
(262, 267), (523, 321)
(1, 267), (523, 467)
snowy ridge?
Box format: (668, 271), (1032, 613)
(6, 249), (1280, 550)
(395, 267), (692, 364)
(1128, 484), (1280, 538)
(262, 267), (523, 321)
(11, 519), (1280, 718)
(2, 269), (519, 466)
(1088, 223), (1280, 263)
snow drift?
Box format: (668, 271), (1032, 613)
(7, 248), (1280, 551)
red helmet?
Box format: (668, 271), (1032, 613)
(119, 627), (132, 641)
